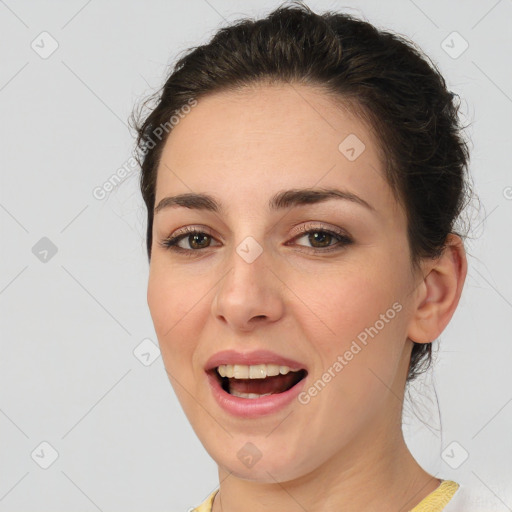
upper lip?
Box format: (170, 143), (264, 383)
(205, 349), (307, 372)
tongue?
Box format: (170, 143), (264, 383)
(228, 372), (302, 395)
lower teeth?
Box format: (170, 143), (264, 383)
(230, 390), (273, 399)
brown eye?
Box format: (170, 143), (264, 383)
(292, 228), (352, 252)
(187, 233), (211, 249)
(160, 229), (219, 253)
(306, 231), (334, 248)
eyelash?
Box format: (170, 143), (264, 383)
(158, 224), (353, 257)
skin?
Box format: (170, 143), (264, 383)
(147, 83), (467, 512)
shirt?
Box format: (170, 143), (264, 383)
(441, 480), (512, 512)
(191, 479), (460, 512)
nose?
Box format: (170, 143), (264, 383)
(211, 240), (285, 332)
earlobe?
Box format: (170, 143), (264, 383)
(407, 234), (467, 344)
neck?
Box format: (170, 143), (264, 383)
(213, 433), (440, 512)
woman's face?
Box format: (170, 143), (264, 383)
(147, 83), (423, 482)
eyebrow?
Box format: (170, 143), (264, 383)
(154, 188), (376, 215)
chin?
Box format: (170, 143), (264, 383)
(206, 438), (314, 484)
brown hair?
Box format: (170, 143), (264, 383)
(131, 1), (473, 382)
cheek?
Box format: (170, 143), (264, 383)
(293, 261), (403, 342)
(146, 262), (205, 369)
(147, 262), (210, 415)
(147, 258), (208, 334)
(291, 261), (408, 397)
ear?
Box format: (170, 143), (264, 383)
(407, 233), (468, 344)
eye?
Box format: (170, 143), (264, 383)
(158, 227), (219, 255)
(158, 224), (353, 256)
(288, 225), (353, 253)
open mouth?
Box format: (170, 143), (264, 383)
(209, 366), (308, 399)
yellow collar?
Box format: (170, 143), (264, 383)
(410, 480), (459, 511)
(193, 480), (459, 512)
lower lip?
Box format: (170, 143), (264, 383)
(206, 370), (307, 418)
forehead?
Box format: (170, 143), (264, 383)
(155, 83), (399, 220)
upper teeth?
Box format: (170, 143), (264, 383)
(216, 364), (298, 379)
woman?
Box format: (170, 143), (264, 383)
(132, 3), (478, 511)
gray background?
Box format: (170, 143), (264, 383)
(1, 0), (511, 510)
